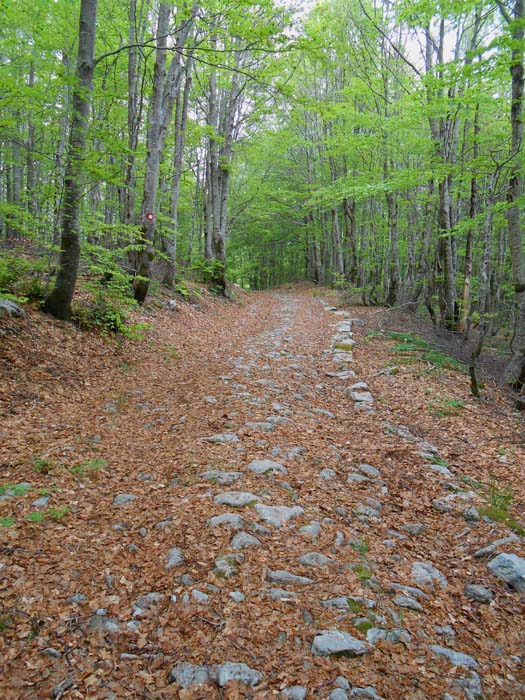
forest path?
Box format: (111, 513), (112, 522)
(1, 287), (524, 699)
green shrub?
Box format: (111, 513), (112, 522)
(0, 253), (47, 302)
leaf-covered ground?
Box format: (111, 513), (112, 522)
(1, 285), (524, 699)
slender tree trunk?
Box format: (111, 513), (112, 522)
(44, 0), (98, 319)
(502, 0), (525, 388)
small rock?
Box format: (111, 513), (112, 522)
(464, 584), (493, 603)
(411, 561), (448, 589)
(88, 614), (119, 634)
(204, 396), (218, 405)
(215, 662), (263, 687)
(113, 493), (135, 506)
(202, 470), (243, 485)
(366, 627), (411, 644)
(165, 547), (184, 569)
(214, 491), (259, 507)
(50, 676), (74, 699)
(358, 464), (381, 478)
(244, 421), (275, 432)
(330, 690), (348, 700)
(300, 521), (321, 539)
(268, 588), (298, 601)
(231, 532), (261, 549)
(229, 591), (245, 602)
(215, 553), (244, 578)
(354, 504), (381, 519)
(463, 507), (480, 522)
(266, 569), (313, 586)
(255, 504), (304, 527)
(208, 513), (244, 530)
(487, 552), (525, 592)
(393, 594), (423, 611)
(429, 644), (479, 669)
(335, 677), (351, 690)
(168, 662), (212, 688)
(387, 583), (427, 599)
(350, 689), (382, 700)
(67, 593), (87, 604)
(191, 589), (209, 603)
(320, 468), (337, 480)
(203, 432), (239, 443)
(246, 459), (288, 475)
(298, 552), (334, 567)
(312, 630), (369, 657)
(32, 495), (50, 508)
(401, 523), (426, 536)
(347, 472), (370, 485)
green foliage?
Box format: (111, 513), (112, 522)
(32, 456), (53, 473)
(48, 506), (70, 521)
(0, 483), (31, 497)
(422, 351), (466, 372)
(0, 253), (47, 303)
(26, 511), (45, 523)
(70, 458), (108, 477)
(428, 398), (465, 417)
(0, 517), (16, 528)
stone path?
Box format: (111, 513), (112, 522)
(3, 290), (524, 699)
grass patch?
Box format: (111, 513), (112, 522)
(354, 563), (372, 581)
(0, 517), (16, 528)
(428, 398), (465, 417)
(0, 482), (31, 498)
(422, 351), (466, 372)
(347, 598), (364, 613)
(354, 620), (375, 633)
(26, 511), (45, 523)
(70, 458), (108, 477)
(48, 506), (70, 521)
(32, 456), (53, 474)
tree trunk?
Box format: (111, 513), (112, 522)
(44, 0), (98, 319)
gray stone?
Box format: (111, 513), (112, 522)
(168, 662), (212, 688)
(244, 421), (275, 432)
(326, 370), (356, 379)
(312, 630), (369, 657)
(88, 614), (119, 634)
(255, 504), (304, 527)
(67, 593), (87, 604)
(347, 473), (370, 485)
(191, 589), (209, 603)
(231, 531), (261, 549)
(400, 523), (426, 535)
(298, 552), (334, 567)
(427, 462), (453, 478)
(208, 513), (244, 530)
(113, 493), (135, 506)
(350, 689), (382, 700)
(330, 690), (348, 700)
(229, 591), (245, 602)
(487, 552), (525, 591)
(204, 396), (218, 405)
(354, 504), (381, 519)
(266, 569), (313, 585)
(215, 662), (263, 687)
(412, 561), (448, 589)
(202, 470), (243, 485)
(215, 553), (244, 578)
(32, 495), (50, 508)
(214, 491), (259, 507)
(300, 521), (321, 539)
(429, 645), (479, 669)
(133, 592), (163, 616)
(335, 677), (351, 690)
(358, 464), (381, 478)
(387, 583), (428, 599)
(349, 390), (374, 403)
(203, 432), (239, 443)
(463, 507), (480, 522)
(165, 547), (184, 569)
(464, 584), (493, 603)
(393, 594), (423, 611)
(455, 671), (484, 700)
(280, 686), (307, 700)
(320, 468), (337, 480)
(246, 459), (288, 475)
(474, 534), (519, 558)
(268, 588), (298, 601)
(0, 299), (26, 319)
(366, 627), (411, 644)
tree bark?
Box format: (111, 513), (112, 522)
(44, 0), (98, 319)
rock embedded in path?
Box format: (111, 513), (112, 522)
(464, 584), (493, 603)
(230, 531), (261, 549)
(300, 521), (321, 539)
(429, 645), (479, 670)
(366, 627), (411, 645)
(347, 472), (370, 485)
(215, 553), (244, 578)
(280, 686), (308, 700)
(312, 630), (369, 657)
(255, 504), (304, 527)
(298, 552), (334, 567)
(393, 594), (423, 611)
(203, 432), (240, 443)
(487, 552), (525, 591)
(208, 513), (244, 530)
(268, 588), (298, 600)
(168, 662), (212, 688)
(320, 468), (337, 480)
(330, 690), (348, 700)
(246, 459), (288, 475)
(244, 421), (275, 432)
(165, 547), (185, 569)
(265, 569), (313, 586)
(411, 561), (448, 589)
(358, 464), (381, 478)
(113, 493), (135, 507)
(215, 662), (263, 687)
(202, 470), (243, 485)
(214, 491), (259, 507)
(88, 614), (119, 634)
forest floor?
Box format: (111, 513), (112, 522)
(0, 284), (524, 700)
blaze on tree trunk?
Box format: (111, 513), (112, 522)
(44, 0), (98, 319)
